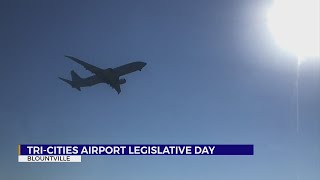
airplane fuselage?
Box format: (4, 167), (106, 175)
(59, 58), (147, 94)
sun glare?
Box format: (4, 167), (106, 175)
(267, 0), (320, 60)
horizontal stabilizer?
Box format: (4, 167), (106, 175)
(58, 77), (81, 91)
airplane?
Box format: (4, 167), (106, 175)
(59, 56), (147, 94)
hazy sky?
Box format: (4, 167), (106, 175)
(0, 0), (319, 179)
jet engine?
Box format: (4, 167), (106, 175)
(119, 78), (126, 84)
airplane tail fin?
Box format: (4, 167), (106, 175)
(58, 77), (81, 91)
(71, 70), (82, 81)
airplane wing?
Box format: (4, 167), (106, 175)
(65, 55), (104, 74)
(110, 83), (121, 94)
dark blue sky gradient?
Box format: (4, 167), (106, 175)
(0, 0), (319, 179)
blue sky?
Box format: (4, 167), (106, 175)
(0, 0), (319, 179)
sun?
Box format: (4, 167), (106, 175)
(267, 0), (319, 60)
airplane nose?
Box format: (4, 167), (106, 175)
(138, 62), (147, 71)
(139, 62), (146, 68)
